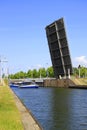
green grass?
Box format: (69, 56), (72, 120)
(71, 77), (87, 85)
(0, 85), (24, 130)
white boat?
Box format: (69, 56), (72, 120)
(19, 81), (39, 88)
(10, 83), (19, 87)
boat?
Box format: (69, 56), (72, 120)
(10, 80), (39, 88)
(10, 83), (19, 87)
(18, 81), (39, 88)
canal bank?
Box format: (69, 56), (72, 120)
(44, 78), (87, 89)
(44, 78), (75, 88)
(10, 88), (43, 130)
(0, 85), (24, 130)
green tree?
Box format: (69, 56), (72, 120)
(80, 66), (86, 77)
(9, 74), (15, 79)
(19, 71), (26, 78)
(73, 66), (87, 78)
(40, 68), (46, 77)
(73, 67), (79, 77)
(27, 70), (32, 78)
(33, 69), (38, 78)
(47, 66), (54, 77)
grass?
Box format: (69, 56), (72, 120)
(71, 77), (87, 85)
(0, 85), (24, 130)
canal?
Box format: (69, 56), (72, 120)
(11, 87), (87, 130)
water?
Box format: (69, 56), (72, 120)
(11, 87), (87, 130)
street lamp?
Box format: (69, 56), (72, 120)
(68, 68), (70, 79)
(78, 65), (81, 78)
(0, 56), (8, 84)
(46, 63), (49, 78)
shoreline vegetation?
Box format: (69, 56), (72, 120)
(0, 85), (24, 130)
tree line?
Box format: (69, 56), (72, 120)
(73, 66), (87, 78)
(8, 66), (87, 79)
(9, 66), (54, 79)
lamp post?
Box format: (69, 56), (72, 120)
(39, 68), (41, 79)
(38, 65), (42, 79)
(78, 65), (81, 78)
(68, 68), (70, 79)
(0, 56), (8, 84)
(46, 63), (49, 78)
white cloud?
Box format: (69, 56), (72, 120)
(74, 56), (87, 66)
(36, 64), (42, 68)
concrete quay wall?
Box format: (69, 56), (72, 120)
(44, 79), (75, 88)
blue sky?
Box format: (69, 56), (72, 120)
(0, 0), (87, 74)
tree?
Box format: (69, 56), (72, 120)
(47, 66), (54, 77)
(40, 68), (46, 77)
(18, 71), (26, 79)
(73, 67), (79, 77)
(27, 70), (32, 78)
(32, 69), (38, 78)
(80, 66), (86, 77)
(73, 66), (87, 78)
(8, 74), (15, 79)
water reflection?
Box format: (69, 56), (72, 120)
(52, 89), (87, 130)
(12, 87), (87, 130)
(51, 88), (71, 130)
